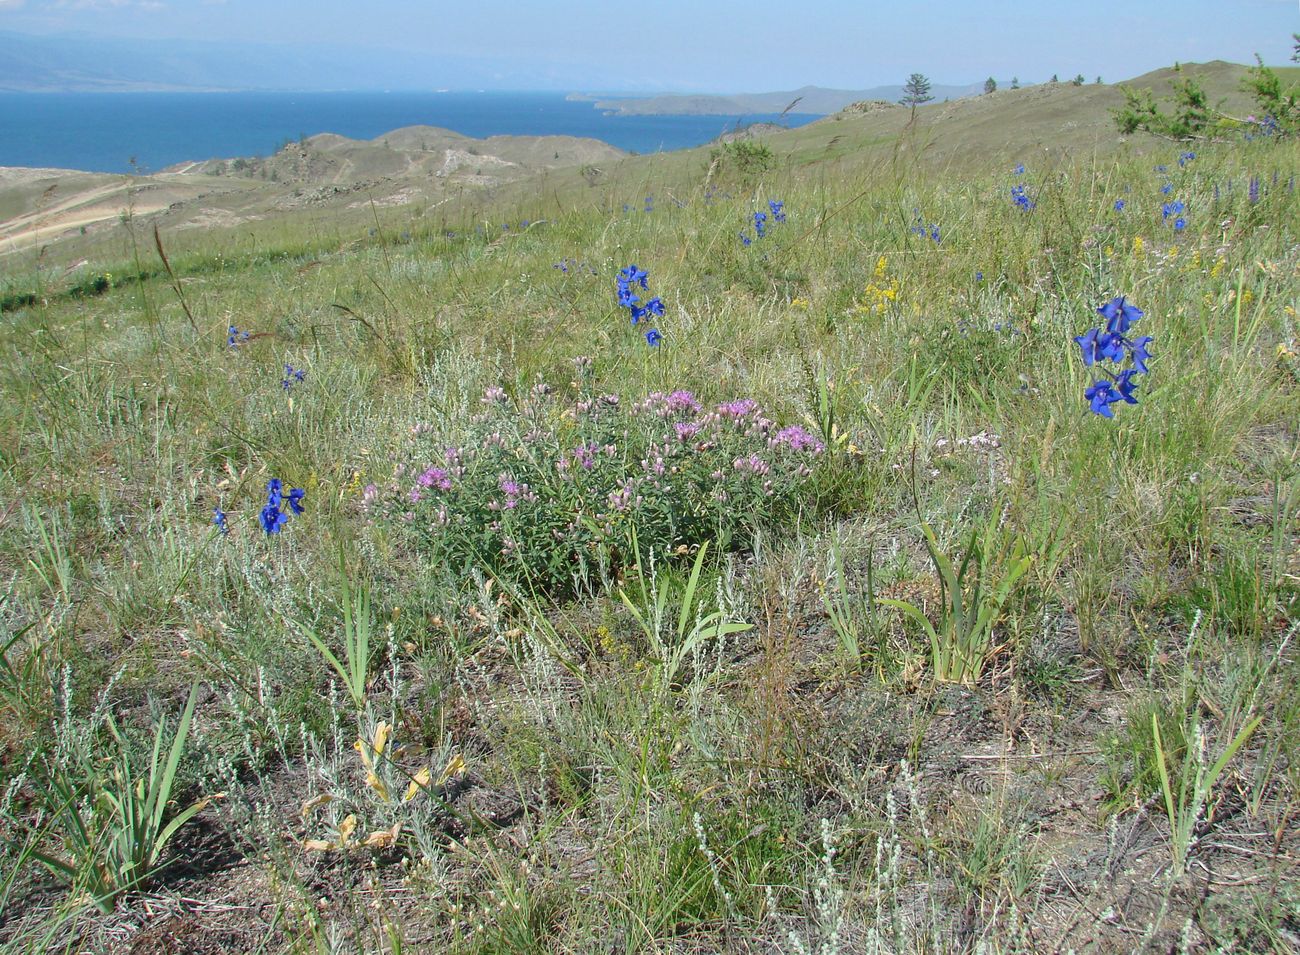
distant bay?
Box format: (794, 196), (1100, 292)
(0, 91), (821, 174)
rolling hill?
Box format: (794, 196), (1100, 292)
(0, 60), (1285, 266)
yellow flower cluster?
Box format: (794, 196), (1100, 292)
(857, 255), (899, 316)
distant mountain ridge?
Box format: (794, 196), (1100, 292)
(1, 30), (991, 105)
(0, 31), (619, 92)
(585, 83), (988, 116)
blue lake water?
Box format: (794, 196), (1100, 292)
(0, 91), (822, 174)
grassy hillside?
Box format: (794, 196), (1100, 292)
(1, 61), (1275, 274)
(0, 62), (1298, 954)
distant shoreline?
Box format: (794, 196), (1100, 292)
(0, 90), (822, 174)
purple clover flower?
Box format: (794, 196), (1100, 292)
(773, 425), (826, 453)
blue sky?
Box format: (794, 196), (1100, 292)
(1, 0), (1297, 90)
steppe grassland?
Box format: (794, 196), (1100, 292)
(0, 127), (1298, 952)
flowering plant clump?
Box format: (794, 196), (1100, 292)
(227, 324), (251, 348)
(616, 264), (666, 347)
(1074, 296), (1154, 418)
(260, 478), (306, 535)
(554, 257), (599, 276)
(739, 199), (787, 245)
(857, 255), (900, 316)
(1162, 198), (1187, 231)
(910, 210), (941, 244)
(1010, 183), (1035, 211)
(363, 375), (826, 593)
(282, 365), (306, 391)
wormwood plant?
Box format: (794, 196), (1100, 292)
(30, 685), (206, 913)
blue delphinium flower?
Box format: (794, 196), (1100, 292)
(1098, 296), (1144, 335)
(1085, 379), (1120, 417)
(1130, 336), (1153, 373)
(212, 507), (229, 535)
(1075, 296), (1153, 418)
(754, 211), (768, 239)
(260, 502), (287, 534)
(1010, 184), (1035, 211)
(1173, 217), (1186, 231)
(910, 212), (941, 244)
(1114, 368), (1142, 405)
(1249, 176), (1260, 204)
(282, 364), (306, 391)
(768, 199), (786, 223)
(259, 478), (304, 534)
(1073, 327), (1105, 366)
(1014, 163), (1026, 175)
(227, 325), (251, 348)
(1178, 151), (1196, 167)
(975, 271), (984, 282)
(1155, 164), (1168, 173)
(645, 328), (663, 347)
(1114, 199), (1126, 211)
(616, 265), (664, 346)
(1161, 183), (1173, 195)
(1161, 199), (1185, 221)
(739, 232), (752, 247)
(620, 265), (649, 289)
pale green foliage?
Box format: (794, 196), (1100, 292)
(820, 530), (880, 672)
(619, 537), (751, 694)
(880, 507), (1034, 684)
(293, 565), (375, 713)
(30, 686), (205, 913)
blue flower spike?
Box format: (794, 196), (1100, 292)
(1075, 296), (1153, 419)
(616, 265), (666, 347)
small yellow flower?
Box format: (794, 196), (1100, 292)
(791, 297), (811, 310)
(1210, 256), (1227, 279)
(1132, 236), (1145, 257)
(1104, 246), (1114, 258)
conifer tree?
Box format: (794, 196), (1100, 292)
(900, 73), (934, 118)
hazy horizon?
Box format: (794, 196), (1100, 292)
(1, 0), (1296, 93)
